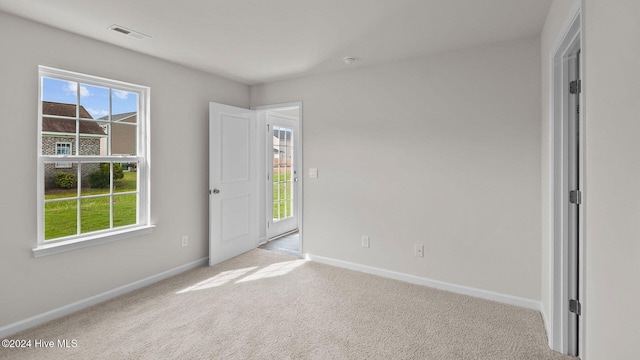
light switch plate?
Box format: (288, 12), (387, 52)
(309, 168), (318, 178)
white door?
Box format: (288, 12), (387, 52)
(209, 103), (258, 266)
(266, 112), (300, 239)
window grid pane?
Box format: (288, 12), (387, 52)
(44, 199), (78, 240)
(113, 194), (137, 228)
(80, 197), (111, 234)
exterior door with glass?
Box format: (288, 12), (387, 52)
(266, 112), (299, 239)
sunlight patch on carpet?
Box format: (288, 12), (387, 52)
(235, 260), (305, 283)
(176, 266), (258, 294)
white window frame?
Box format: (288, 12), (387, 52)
(55, 141), (72, 168)
(34, 66), (153, 257)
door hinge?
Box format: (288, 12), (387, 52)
(569, 190), (582, 205)
(569, 299), (582, 315)
(570, 79), (582, 94)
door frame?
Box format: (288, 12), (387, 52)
(566, 47), (580, 356)
(252, 102), (303, 255)
(547, 2), (584, 357)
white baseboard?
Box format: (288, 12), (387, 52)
(305, 254), (541, 312)
(0, 257), (208, 338)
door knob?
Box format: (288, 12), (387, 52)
(212, 189), (220, 194)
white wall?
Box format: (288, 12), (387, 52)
(539, 0), (579, 338)
(251, 38), (542, 301)
(583, 0), (640, 357)
(0, 11), (248, 328)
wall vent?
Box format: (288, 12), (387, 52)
(108, 25), (150, 40)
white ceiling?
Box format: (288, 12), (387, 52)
(0, 0), (552, 85)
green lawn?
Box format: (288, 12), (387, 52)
(44, 172), (137, 240)
(46, 169), (291, 239)
(272, 171), (291, 182)
(273, 171), (292, 220)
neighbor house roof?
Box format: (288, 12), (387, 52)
(98, 112), (136, 122)
(42, 101), (105, 135)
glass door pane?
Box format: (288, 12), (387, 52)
(273, 126), (293, 222)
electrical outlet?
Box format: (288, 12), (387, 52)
(361, 236), (370, 248)
(414, 244), (424, 257)
(181, 235), (189, 247)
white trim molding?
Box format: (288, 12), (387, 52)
(0, 257), (208, 338)
(33, 225), (155, 257)
(306, 254), (541, 311)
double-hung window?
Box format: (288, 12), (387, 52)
(35, 66), (152, 256)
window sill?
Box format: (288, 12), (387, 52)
(32, 225), (155, 258)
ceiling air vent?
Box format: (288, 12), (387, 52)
(108, 25), (150, 40)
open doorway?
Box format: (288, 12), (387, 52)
(209, 102), (302, 264)
(259, 231), (300, 257)
(254, 103), (302, 257)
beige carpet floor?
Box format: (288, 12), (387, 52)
(1, 249), (576, 360)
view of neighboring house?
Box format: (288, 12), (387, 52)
(272, 127), (292, 168)
(98, 111), (137, 156)
(42, 102), (139, 188)
(41, 101), (106, 189)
